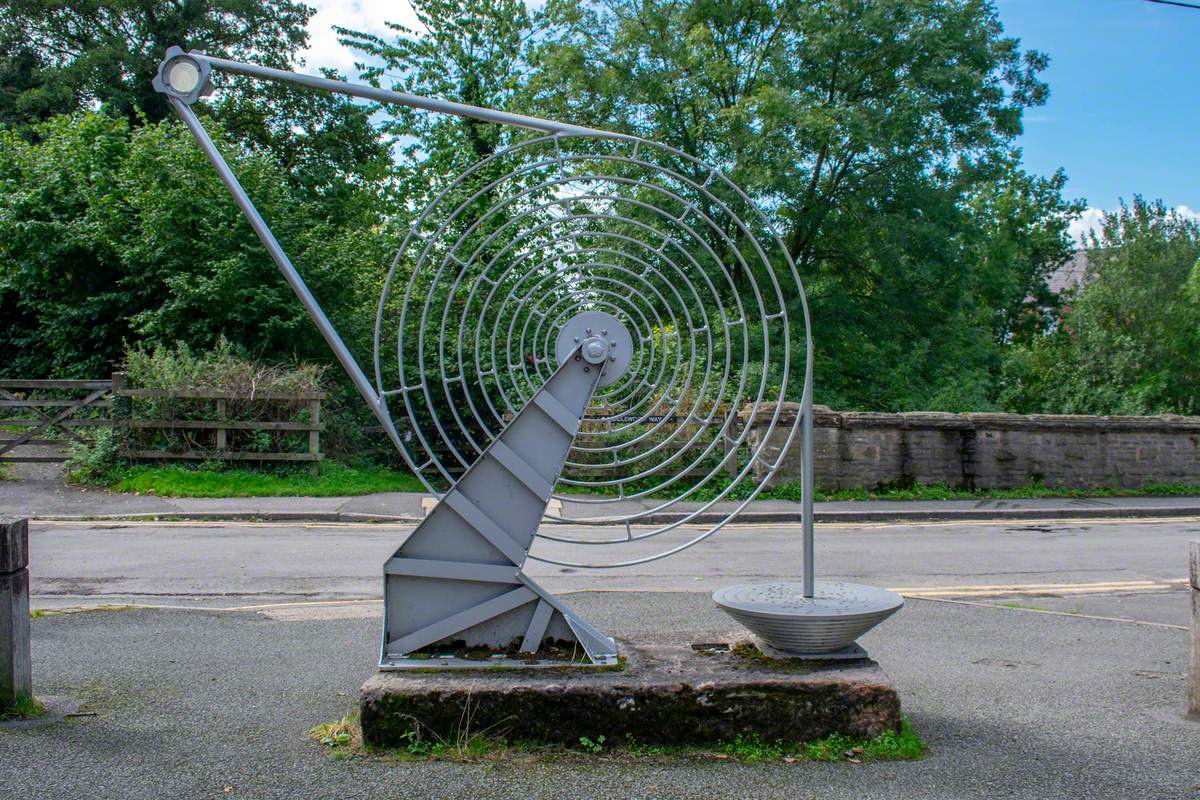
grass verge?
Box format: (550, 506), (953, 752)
(562, 475), (1200, 503)
(308, 712), (924, 764)
(0, 696), (47, 721)
(106, 461), (423, 498)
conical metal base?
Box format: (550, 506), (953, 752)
(714, 580), (903, 656)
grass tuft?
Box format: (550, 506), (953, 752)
(306, 712), (362, 753)
(0, 695), (47, 721)
(803, 718), (925, 762)
(30, 604), (135, 619)
(310, 710), (925, 765)
(107, 461), (423, 498)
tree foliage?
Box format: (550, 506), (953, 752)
(0, 112), (388, 376)
(1001, 198), (1200, 415)
(13, 0), (1179, 423)
(0, 0), (311, 129)
(393, 0), (1079, 410)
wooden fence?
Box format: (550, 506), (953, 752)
(0, 375), (324, 471)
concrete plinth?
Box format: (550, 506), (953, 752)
(359, 633), (900, 747)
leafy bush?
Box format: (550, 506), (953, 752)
(123, 338), (325, 396)
(64, 427), (123, 485)
(0, 111), (388, 378)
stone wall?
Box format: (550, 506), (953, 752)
(744, 404), (1200, 490)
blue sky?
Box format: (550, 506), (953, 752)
(994, 0), (1200, 237)
(300, 0), (1199, 239)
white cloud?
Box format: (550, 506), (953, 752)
(297, 0), (420, 77)
(1176, 205), (1200, 223)
(1068, 207), (1107, 246)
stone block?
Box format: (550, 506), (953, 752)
(360, 634), (900, 747)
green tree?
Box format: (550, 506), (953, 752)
(339, 0), (536, 210)
(0, 0), (311, 128)
(526, 0), (1076, 410)
(1001, 198), (1200, 415)
(0, 112), (387, 376)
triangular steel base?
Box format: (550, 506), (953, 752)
(378, 322), (625, 667)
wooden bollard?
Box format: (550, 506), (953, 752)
(1190, 540), (1199, 718)
(1, 517), (32, 709)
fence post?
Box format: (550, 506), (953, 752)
(1, 517), (32, 711)
(110, 371), (130, 455)
(215, 398), (227, 453)
(308, 397), (321, 477)
(1189, 540), (1199, 718)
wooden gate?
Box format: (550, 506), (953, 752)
(0, 379), (113, 463)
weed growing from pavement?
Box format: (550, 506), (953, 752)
(0, 696), (47, 721)
(578, 735), (606, 753)
(308, 713), (362, 759)
(30, 605), (135, 619)
(309, 712), (925, 765)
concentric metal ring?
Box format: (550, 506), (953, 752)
(373, 133), (812, 568)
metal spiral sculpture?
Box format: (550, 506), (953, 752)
(154, 47), (900, 669)
(379, 133), (806, 569)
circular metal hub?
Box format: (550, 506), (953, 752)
(555, 311), (632, 387)
(713, 581), (903, 655)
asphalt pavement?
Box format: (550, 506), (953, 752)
(23, 516), (1200, 602)
(2, 589), (1197, 800)
(3, 481), (1199, 799)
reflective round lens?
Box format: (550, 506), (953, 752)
(167, 60), (201, 94)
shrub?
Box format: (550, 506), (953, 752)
(120, 339), (327, 458)
(64, 427), (123, 484)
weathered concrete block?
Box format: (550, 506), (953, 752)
(360, 634), (900, 747)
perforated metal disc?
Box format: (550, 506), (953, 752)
(713, 581), (903, 654)
(373, 133), (813, 569)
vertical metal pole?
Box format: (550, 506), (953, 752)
(0, 517), (31, 710)
(165, 97), (400, 449)
(801, 355), (815, 599)
(723, 410), (737, 479)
